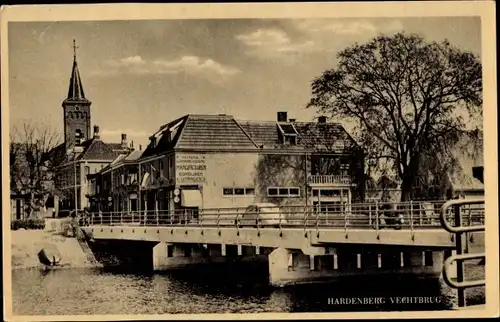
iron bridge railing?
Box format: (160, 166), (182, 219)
(440, 198), (485, 309)
(80, 200), (484, 236)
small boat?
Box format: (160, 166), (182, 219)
(38, 246), (62, 267)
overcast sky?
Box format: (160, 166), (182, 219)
(8, 17), (481, 148)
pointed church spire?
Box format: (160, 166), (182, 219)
(66, 39), (87, 101)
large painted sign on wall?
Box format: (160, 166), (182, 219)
(175, 154), (207, 184)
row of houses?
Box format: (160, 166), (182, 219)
(84, 112), (365, 216)
(78, 112), (483, 218)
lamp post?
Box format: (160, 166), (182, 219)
(74, 157), (78, 217)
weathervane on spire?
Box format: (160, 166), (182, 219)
(72, 39), (79, 60)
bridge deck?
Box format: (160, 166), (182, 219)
(83, 225), (460, 248)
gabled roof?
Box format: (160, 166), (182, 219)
(138, 114), (360, 160)
(140, 115), (189, 158)
(124, 150), (143, 161)
(175, 115), (258, 150)
(74, 138), (122, 161)
(239, 121), (359, 153)
(107, 142), (129, 153)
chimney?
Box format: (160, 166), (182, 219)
(121, 133), (127, 149)
(318, 116), (327, 123)
(93, 125), (100, 139)
(277, 111), (288, 122)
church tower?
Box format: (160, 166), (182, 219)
(63, 39), (91, 150)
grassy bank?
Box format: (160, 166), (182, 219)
(10, 229), (95, 269)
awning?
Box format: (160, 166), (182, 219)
(181, 189), (202, 207)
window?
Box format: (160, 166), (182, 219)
(222, 188), (255, 196)
(318, 189), (341, 197)
(267, 187), (300, 197)
(277, 123), (298, 145)
(130, 199), (138, 212)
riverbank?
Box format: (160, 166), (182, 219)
(10, 228), (96, 269)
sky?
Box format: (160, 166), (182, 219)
(8, 17), (481, 148)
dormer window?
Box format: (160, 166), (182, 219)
(150, 136), (157, 148)
(277, 122), (298, 145)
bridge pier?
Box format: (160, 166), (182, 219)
(153, 242), (211, 270)
(268, 247), (447, 287)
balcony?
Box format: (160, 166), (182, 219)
(308, 174), (352, 185)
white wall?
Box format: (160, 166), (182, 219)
(176, 152), (259, 209)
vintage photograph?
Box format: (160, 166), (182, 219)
(1, 2), (497, 320)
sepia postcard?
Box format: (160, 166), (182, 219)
(1, 1), (498, 321)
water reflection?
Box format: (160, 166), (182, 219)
(12, 266), (471, 315)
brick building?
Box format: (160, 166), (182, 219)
(48, 41), (134, 216)
(88, 112), (365, 217)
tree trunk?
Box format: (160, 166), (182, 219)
(400, 175), (414, 202)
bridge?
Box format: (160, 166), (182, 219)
(80, 200), (485, 288)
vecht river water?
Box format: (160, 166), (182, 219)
(11, 262), (485, 315)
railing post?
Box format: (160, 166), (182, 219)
(278, 209), (282, 231)
(419, 203), (423, 226)
(156, 209), (159, 226)
(454, 204), (466, 307)
(303, 206), (308, 231)
(315, 206), (320, 236)
(368, 204), (372, 226)
(132, 211), (134, 224)
(375, 201), (379, 236)
(120, 211), (123, 225)
(410, 200), (414, 238)
(344, 203), (348, 237)
(216, 208), (220, 231)
(235, 208), (240, 232)
(110, 212), (113, 226)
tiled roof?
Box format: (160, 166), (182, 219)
(138, 114), (359, 159)
(140, 115), (189, 158)
(175, 115), (258, 150)
(124, 150), (143, 161)
(107, 143), (128, 152)
(239, 121), (358, 153)
(76, 138), (122, 161)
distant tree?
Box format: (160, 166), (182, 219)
(10, 120), (62, 217)
(307, 33), (482, 201)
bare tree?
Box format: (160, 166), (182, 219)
(307, 33), (482, 201)
(10, 120), (62, 217)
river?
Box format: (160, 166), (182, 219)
(10, 263), (485, 315)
